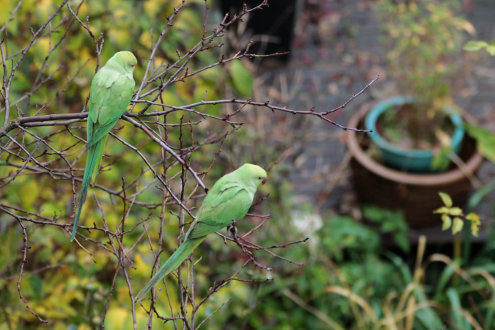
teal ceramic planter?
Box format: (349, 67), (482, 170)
(365, 96), (465, 173)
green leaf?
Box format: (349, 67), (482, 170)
(468, 181), (495, 210)
(230, 60), (253, 98)
(435, 265), (456, 299)
(486, 45), (495, 56)
(0, 225), (23, 271)
(433, 206), (449, 214)
(447, 288), (467, 329)
(463, 40), (488, 51)
(431, 146), (452, 171)
(464, 123), (495, 161)
(448, 207), (463, 216)
(28, 275), (43, 299)
(438, 192), (453, 207)
(174, 8), (203, 38)
(362, 206), (409, 252)
(464, 40), (495, 56)
(394, 234), (410, 253)
(441, 214), (452, 231)
(452, 217), (464, 235)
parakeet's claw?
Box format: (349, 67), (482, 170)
(229, 219), (249, 254)
(227, 219), (238, 238)
(227, 221), (272, 271)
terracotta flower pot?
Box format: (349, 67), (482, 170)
(346, 103), (483, 227)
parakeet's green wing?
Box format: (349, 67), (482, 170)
(87, 74), (135, 147)
(86, 69), (118, 141)
(187, 185), (252, 239)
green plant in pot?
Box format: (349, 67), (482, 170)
(367, 0), (474, 173)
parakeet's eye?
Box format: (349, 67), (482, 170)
(258, 176), (262, 180)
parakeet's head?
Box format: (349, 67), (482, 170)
(114, 51), (137, 73)
(241, 163), (268, 186)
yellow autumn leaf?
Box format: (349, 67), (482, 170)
(461, 21), (476, 35)
(471, 221), (480, 237)
(466, 212), (481, 237)
(20, 179), (39, 209)
(131, 101), (146, 113)
(108, 29), (129, 48)
(105, 307), (129, 329)
(465, 212), (480, 223)
(161, 89), (182, 107)
(134, 253), (152, 277)
(144, 0), (160, 17)
(139, 31), (152, 49)
(34, 37), (51, 58)
(0, 1), (17, 24)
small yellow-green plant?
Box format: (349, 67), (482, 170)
(434, 192), (480, 236)
(464, 40), (495, 56)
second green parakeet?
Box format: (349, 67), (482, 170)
(71, 51), (137, 241)
(135, 163), (267, 302)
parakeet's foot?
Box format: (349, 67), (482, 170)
(228, 219), (247, 253)
(228, 219), (272, 271)
(227, 219), (238, 238)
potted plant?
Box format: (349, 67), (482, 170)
(346, 0), (485, 227)
(346, 105), (483, 227)
(366, 0), (474, 173)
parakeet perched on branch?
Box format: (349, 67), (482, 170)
(71, 51), (137, 241)
(135, 163), (267, 302)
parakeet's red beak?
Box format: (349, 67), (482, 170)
(262, 177), (267, 184)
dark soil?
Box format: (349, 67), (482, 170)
(376, 103), (456, 151)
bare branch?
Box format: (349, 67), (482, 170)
(0, 0), (374, 326)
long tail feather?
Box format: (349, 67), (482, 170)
(71, 140), (106, 241)
(134, 237), (204, 302)
(91, 135), (107, 182)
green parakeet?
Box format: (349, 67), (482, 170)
(71, 51), (137, 241)
(134, 163), (268, 302)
